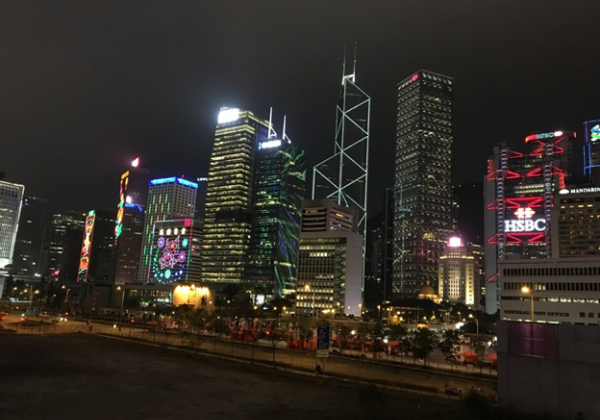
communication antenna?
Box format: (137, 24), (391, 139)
(267, 107), (277, 139)
(352, 42), (357, 82)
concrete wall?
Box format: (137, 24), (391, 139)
(498, 320), (600, 419)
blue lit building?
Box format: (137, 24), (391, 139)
(583, 119), (600, 185)
(137, 177), (197, 283)
(245, 136), (306, 298)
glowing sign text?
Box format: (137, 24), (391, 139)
(258, 140), (282, 150)
(504, 219), (546, 232)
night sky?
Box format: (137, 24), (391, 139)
(2, 1), (599, 215)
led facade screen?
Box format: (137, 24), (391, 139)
(149, 220), (193, 284)
(77, 210), (96, 283)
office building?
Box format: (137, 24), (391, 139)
(112, 158), (151, 284)
(137, 177), (198, 283)
(296, 199), (363, 317)
(437, 236), (479, 308)
(484, 130), (576, 313)
(12, 196), (48, 277)
(146, 219), (202, 284)
(245, 133), (306, 298)
(46, 210), (86, 283)
(552, 187), (600, 258)
(365, 189), (394, 308)
(300, 198), (358, 233)
(583, 119), (600, 184)
(0, 180), (25, 270)
(498, 257), (600, 325)
(201, 108), (269, 284)
(77, 210), (115, 282)
(393, 70), (454, 297)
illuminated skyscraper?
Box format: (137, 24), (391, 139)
(245, 127), (306, 298)
(0, 180), (24, 270)
(202, 108), (269, 284)
(46, 210), (86, 283)
(76, 210), (114, 282)
(112, 158), (150, 284)
(12, 196), (48, 277)
(394, 70), (454, 297)
(484, 130), (576, 313)
(137, 177), (198, 283)
(438, 236), (480, 308)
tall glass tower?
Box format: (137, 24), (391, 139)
(394, 70), (454, 297)
(245, 131), (306, 298)
(202, 108), (269, 284)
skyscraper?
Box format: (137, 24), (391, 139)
(245, 132), (306, 298)
(46, 210), (86, 283)
(0, 180), (24, 270)
(12, 196), (48, 277)
(112, 158), (150, 284)
(312, 54), (371, 288)
(484, 130), (576, 313)
(137, 177), (198, 283)
(394, 70), (454, 297)
(77, 210), (115, 282)
(438, 236), (480, 308)
(201, 108), (269, 284)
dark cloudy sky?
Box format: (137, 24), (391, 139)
(2, 1), (599, 214)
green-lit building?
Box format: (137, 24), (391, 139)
(201, 108), (270, 284)
(245, 137), (306, 298)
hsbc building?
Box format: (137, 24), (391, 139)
(484, 130), (576, 313)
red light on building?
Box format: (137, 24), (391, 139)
(411, 74), (419, 82)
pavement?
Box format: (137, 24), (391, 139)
(0, 334), (474, 420)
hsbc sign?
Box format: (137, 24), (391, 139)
(504, 219), (546, 232)
(504, 206), (547, 232)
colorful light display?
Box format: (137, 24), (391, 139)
(149, 220), (193, 284)
(149, 177), (198, 189)
(592, 124), (600, 142)
(114, 171), (129, 245)
(77, 210), (96, 283)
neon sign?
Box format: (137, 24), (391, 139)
(77, 210), (96, 282)
(591, 125), (600, 142)
(176, 178), (198, 188)
(115, 171), (129, 245)
(504, 206), (546, 233)
(559, 187), (600, 195)
(218, 108), (240, 124)
(149, 177), (198, 189)
(258, 139), (282, 150)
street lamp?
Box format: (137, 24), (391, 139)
(521, 286), (535, 322)
(117, 286), (125, 330)
(469, 313), (479, 335)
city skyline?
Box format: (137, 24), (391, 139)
(2, 2), (599, 215)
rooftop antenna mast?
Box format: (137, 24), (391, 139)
(282, 115), (292, 143)
(268, 107), (278, 139)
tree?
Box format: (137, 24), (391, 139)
(438, 329), (462, 372)
(409, 328), (437, 367)
(386, 324), (408, 362)
(333, 323), (352, 356)
(471, 334), (487, 374)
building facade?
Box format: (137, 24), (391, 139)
(296, 231), (363, 317)
(484, 130), (576, 313)
(552, 187), (600, 258)
(46, 210), (86, 283)
(11, 196), (48, 277)
(437, 236), (479, 308)
(201, 108), (269, 284)
(137, 177), (198, 283)
(146, 219), (202, 284)
(76, 210), (115, 283)
(0, 180), (25, 270)
(300, 198), (358, 233)
(394, 70), (454, 298)
(112, 159), (150, 284)
(245, 136), (306, 298)
(583, 119), (600, 185)
(498, 257), (600, 325)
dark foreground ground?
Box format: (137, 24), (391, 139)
(0, 334), (466, 420)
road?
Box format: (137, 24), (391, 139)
(0, 334), (474, 420)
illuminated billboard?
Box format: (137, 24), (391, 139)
(148, 219), (197, 284)
(77, 210), (96, 283)
(114, 170), (129, 244)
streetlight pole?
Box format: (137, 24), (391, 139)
(521, 286), (535, 322)
(117, 286), (125, 330)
